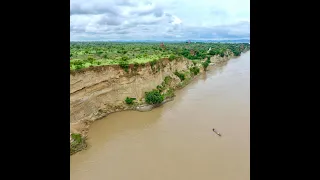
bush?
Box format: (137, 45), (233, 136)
(125, 97), (136, 105)
(150, 59), (158, 72)
(145, 90), (164, 104)
(119, 61), (129, 72)
(190, 66), (200, 75)
(70, 60), (86, 70)
(71, 133), (82, 143)
(202, 59), (211, 71)
(133, 62), (139, 71)
(164, 88), (175, 98)
(134, 62), (139, 68)
(234, 51), (240, 56)
(156, 85), (165, 92)
(74, 65), (83, 70)
(70, 133), (87, 155)
(202, 61), (209, 71)
(169, 54), (176, 61)
(174, 71), (185, 81)
(150, 59), (157, 67)
(164, 76), (172, 85)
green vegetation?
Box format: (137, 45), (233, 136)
(190, 66), (200, 75)
(163, 88), (175, 98)
(145, 90), (164, 104)
(125, 97), (136, 105)
(150, 59), (157, 67)
(133, 62), (139, 71)
(169, 54), (177, 61)
(70, 133), (87, 155)
(202, 58), (211, 71)
(119, 61), (129, 72)
(70, 42), (250, 70)
(164, 76), (172, 85)
(156, 85), (166, 93)
(174, 71), (185, 81)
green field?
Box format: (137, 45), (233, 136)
(70, 42), (250, 70)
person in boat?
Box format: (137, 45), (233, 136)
(212, 128), (221, 136)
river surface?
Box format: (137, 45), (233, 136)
(70, 51), (250, 180)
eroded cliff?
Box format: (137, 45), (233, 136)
(70, 52), (234, 137)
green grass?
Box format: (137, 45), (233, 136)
(125, 97), (136, 105)
(70, 42), (250, 70)
(174, 71), (185, 81)
(164, 76), (172, 85)
(145, 90), (164, 105)
(70, 133), (87, 155)
(70, 55), (170, 70)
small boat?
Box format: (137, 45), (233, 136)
(212, 128), (221, 136)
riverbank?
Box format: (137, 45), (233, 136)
(70, 49), (248, 155)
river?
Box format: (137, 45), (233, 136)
(70, 51), (250, 180)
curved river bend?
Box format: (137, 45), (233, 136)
(71, 51), (250, 180)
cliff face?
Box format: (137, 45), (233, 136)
(70, 53), (234, 135)
(70, 58), (193, 134)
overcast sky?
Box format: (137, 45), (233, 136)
(70, 0), (250, 41)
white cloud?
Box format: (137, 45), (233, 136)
(70, 0), (250, 40)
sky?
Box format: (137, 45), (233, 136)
(70, 0), (250, 41)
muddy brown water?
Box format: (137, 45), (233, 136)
(70, 51), (250, 180)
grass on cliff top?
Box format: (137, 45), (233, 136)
(70, 42), (250, 70)
(70, 54), (170, 70)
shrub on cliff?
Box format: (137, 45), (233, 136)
(119, 61), (129, 72)
(164, 88), (175, 98)
(156, 85), (165, 93)
(169, 54), (176, 61)
(150, 59), (158, 72)
(202, 61), (209, 71)
(150, 59), (157, 67)
(190, 66), (200, 75)
(174, 71), (185, 81)
(133, 62), (139, 71)
(202, 59), (211, 71)
(164, 76), (172, 85)
(145, 90), (164, 104)
(125, 97), (136, 105)
(70, 133), (87, 155)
